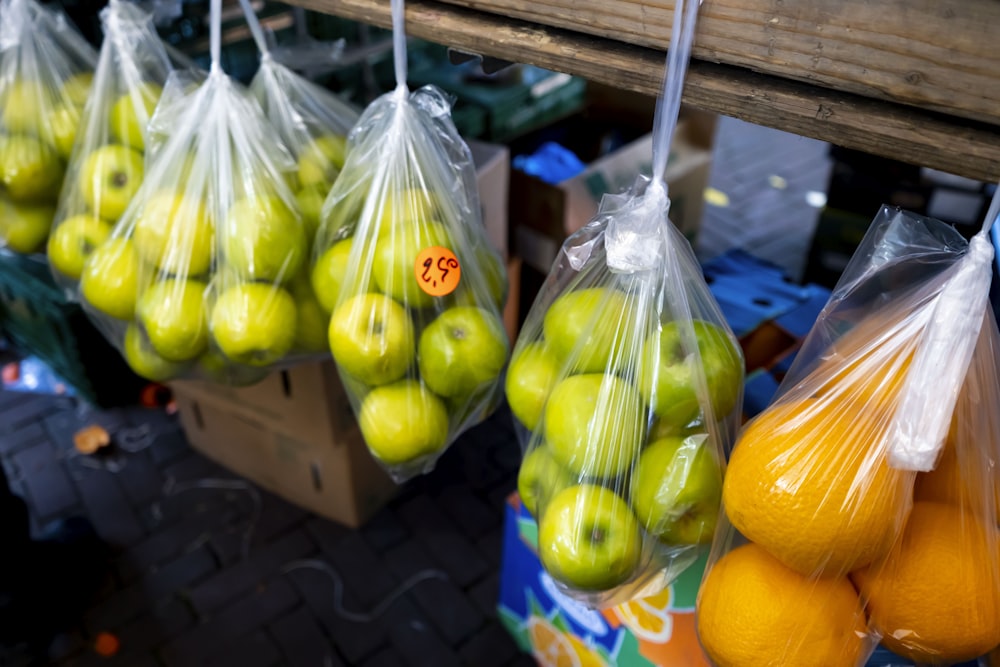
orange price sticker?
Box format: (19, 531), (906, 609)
(414, 246), (461, 297)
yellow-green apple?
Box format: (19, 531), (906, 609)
(418, 306), (508, 397)
(0, 194), (55, 253)
(0, 134), (63, 201)
(48, 104), (81, 159)
(289, 276), (328, 353)
(47, 214), (112, 278)
(59, 72), (94, 107)
(543, 287), (639, 374)
(210, 283), (297, 366)
(78, 144), (144, 220)
(1, 80), (47, 135)
(295, 184), (327, 241)
(539, 484), (642, 590)
(638, 320), (742, 429)
(630, 435), (722, 545)
(372, 219), (452, 308)
(518, 445), (573, 518)
(375, 188), (439, 237)
(311, 237), (366, 314)
(221, 194), (306, 283)
(648, 417), (706, 442)
(505, 342), (560, 431)
(123, 324), (185, 382)
(133, 190), (214, 276)
(477, 245), (507, 309)
(109, 83), (162, 150)
(358, 379), (449, 466)
(329, 293), (414, 385)
(80, 237), (141, 320)
(196, 350), (269, 387)
(297, 134), (347, 189)
(136, 278), (208, 361)
(544, 373), (646, 479)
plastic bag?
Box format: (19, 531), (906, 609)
(309, 0), (509, 482)
(73, 0), (323, 387)
(237, 0), (359, 247)
(697, 202), (1000, 667)
(0, 0), (97, 254)
(506, 0), (743, 608)
(48, 0), (187, 292)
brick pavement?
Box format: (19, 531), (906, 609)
(0, 386), (527, 666)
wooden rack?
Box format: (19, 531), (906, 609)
(285, 0), (1000, 182)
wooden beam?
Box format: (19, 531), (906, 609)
(287, 0), (1000, 182)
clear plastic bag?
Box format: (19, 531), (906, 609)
(697, 203), (1000, 667)
(507, 0), (743, 608)
(73, 0), (324, 386)
(48, 0), (186, 292)
(0, 0), (97, 253)
(309, 0), (509, 482)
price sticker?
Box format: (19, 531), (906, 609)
(414, 246), (461, 297)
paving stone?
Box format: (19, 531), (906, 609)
(384, 595), (462, 667)
(269, 605), (343, 667)
(47, 630), (86, 663)
(40, 410), (90, 451)
(18, 458), (78, 518)
(114, 452), (165, 507)
(147, 430), (190, 467)
(458, 621), (521, 667)
(188, 529), (314, 615)
(468, 573), (501, 618)
(436, 484), (499, 541)
(396, 494), (490, 587)
(324, 532), (399, 609)
(160, 452), (230, 484)
(120, 505), (234, 581)
(74, 468), (145, 546)
(476, 526), (506, 569)
(303, 516), (352, 553)
(252, 493), (309, 544)
(159, 578), (299, 666)
(359, 507), (409, 552)
(359, 647), (408, 667)
(202, 632), (282, 667)
(505, 651), (539, 667)
(382, 540), (484, 645)
(0, 421), (46, 454)
(0, 394), (59, 431)
(116, 599), (193, 656)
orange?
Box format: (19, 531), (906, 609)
(723, 397), (914, 576)
(612, 586), (673, 643)
(527, 616), (582, 667)
(852, 502), (1000, 665)
(697, 543), (868, 667)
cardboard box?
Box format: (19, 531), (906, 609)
(468, 138), (511, 260)
(171, 362), (397, 528)
(511, 116), (714, 274)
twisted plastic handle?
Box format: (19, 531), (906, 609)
(391, 0), (407, 90)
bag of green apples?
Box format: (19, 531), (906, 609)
(73, 0), (325, 386)
(506, 0), (743, 607)
(48, 0), (194, 295)
(309, 0), (510, 482)
(0, 0), (96, 254)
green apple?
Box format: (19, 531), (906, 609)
(133, 190), (214, 276)
(543, 287), (639, 374)
(80, 238), (142, 320)
(0, 195), (55, 253)
(539, 484), (642, 591)
(631, 435), (722, 545)
(47, 214), (112, 279)
(358, 379), (450, 466)
(505, 342), (560, 431)
(109, 83), (162, 150)
(477, 245), (507, 309)
(289, 276), (329, 353)
(295, 184), (327, 242)
(648, 417), (706, 442)
(123, 324), (185, 382)
(210, 283), (297, 366)
(372, 219), (452, 308)
(311, 237), (367, 314)
(375, 188), (439, 238)
(518, 445), (573, 518)
(78, 144), (144, 221)
(297, 134), (347, 189)
(59, 72), (94, 107)
(48, 104), (81, 159)
(136, 278), (209, 361)
(197, 350), (269, 387)
(221, 194), (306, 283)
(418, 306), (508, 397)
(544, 373), (646, 479)
(638, 320), (742, 429)
(1, 80), (47, 135)
(0, 134), (63, 202)
(329, 293), (414, 385)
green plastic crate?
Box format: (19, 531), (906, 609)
(0, 250), (145, 407)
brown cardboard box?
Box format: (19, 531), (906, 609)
(511, 113), (715, 274)
(171, 362), (397, 528)
(468, 138), (511, 260)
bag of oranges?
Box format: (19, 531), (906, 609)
(48, 0), (189, 294)
(73, 0), (325, 386)
(309, 0), (509, 482)
(507, 0), (744, 607)
(697, 201), (1000, 666)
(0, 0), (97, 254)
